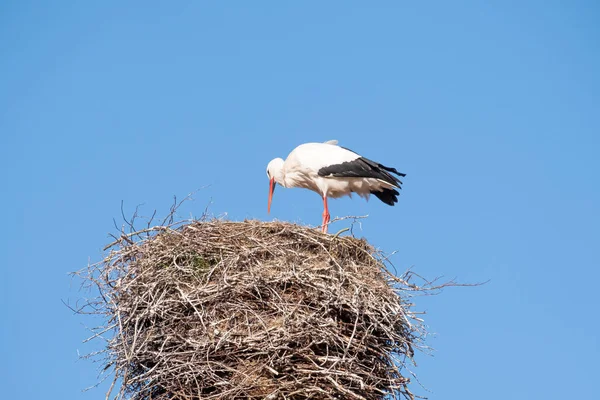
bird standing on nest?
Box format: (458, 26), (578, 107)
(266, 140), (406, 233)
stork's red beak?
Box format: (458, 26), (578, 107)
(268, 177), (275, 213)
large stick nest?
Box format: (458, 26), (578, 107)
(77, 219), (432, 400)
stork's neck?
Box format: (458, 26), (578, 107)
(273, 166), (287, 188)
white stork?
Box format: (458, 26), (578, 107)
(266, 140), (406, 233)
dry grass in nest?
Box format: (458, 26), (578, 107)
(74, 217), (441, 400)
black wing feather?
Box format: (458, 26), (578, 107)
(371, 188), (400, 206)
(318, 157), (405, 187)
(318, 154), (406, 206)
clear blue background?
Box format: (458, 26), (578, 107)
(1, 1), (598, 398)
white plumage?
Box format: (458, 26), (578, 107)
(266, 140), (405, 233)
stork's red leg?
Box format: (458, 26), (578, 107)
(322, 196), (330, 233)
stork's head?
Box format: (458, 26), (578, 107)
(266, 158), (285, 213)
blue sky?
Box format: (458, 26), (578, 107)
(1, 1), (598, 398)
